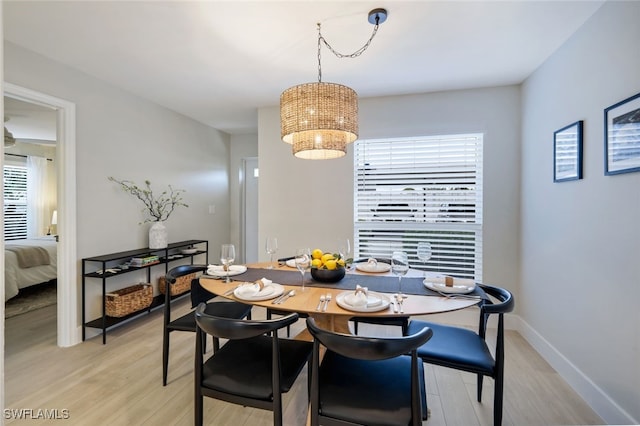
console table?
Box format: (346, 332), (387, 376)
(82, 239), (208, 344)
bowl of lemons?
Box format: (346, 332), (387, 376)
(310, 249), (348, 283)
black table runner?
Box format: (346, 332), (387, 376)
(205, 267), (486, 299)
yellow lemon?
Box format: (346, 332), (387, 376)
(337, 258), (346, 267)
(312, 248), (323, 260)
(325, 259), (337, 270)
(311, 258), (322, 268)
(321, 253), (335, 264)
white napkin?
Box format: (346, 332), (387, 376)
(367, 258), (378, 266)
(235, 278), (271, 297)
(345, 285), (369, 307)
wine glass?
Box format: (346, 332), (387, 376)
(265, 237), (278, 269)
(338, 238), (351, 269)
(391, 251), (409, 296)
(295, 248), (311, 291)
(220, 244), (236, 283)
(417, 242), (432, 278)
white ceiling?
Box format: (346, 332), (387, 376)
(3, 1), (605, 135)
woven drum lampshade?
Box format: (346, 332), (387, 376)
(280, 82), (358, 160)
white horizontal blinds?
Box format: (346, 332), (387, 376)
(3, 165), (28, 240)
(354, 134), (483, 280)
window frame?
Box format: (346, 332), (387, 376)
(353, 133), (483, 280)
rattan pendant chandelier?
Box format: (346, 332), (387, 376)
(280, 8), (387, 160)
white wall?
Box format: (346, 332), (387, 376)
(520, 1), (640, 423)
(258, 85), (521, 294)
(229, 132), (258, 263)
(4, 41), (232, 327)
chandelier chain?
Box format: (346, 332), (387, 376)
(316, 18), (381, 82)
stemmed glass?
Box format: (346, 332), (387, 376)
(265, 237), (278, 269)
(391, 251), (409, 296)
(220, 244), (236, 283)
(417, 242), (432, 278)
(338, 238), (351, 269)
(295, 248), (311, 292)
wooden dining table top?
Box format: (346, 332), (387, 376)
(199, 262), (479, 334)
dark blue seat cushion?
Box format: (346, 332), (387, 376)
(201, 335), (312, 400)
(318, 352), (426, 426)
(407, 320), (494, 376)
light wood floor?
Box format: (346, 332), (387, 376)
(4, 298), (603, 426)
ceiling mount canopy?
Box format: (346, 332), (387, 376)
(280, 8), (388, 160)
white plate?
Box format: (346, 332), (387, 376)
(285, 258), (304, 268)
(355, 262), (391, 273)
(423, 279), (475, 294)
(207, 264), (248, 277)
(336, 291), (391, 312)
(181, 248), (198, 254)
(234, 283), (284, 301)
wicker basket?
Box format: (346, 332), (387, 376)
(158, 273), (196, 296)
(106, 284), (153, 317)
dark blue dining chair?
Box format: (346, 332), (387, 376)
(406, 283), (514, 426)
(306, 316), (433, 426)
(194, 304), (312, 426)
(162, 264), (252, 386)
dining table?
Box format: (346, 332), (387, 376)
(199, 261), (483, 339)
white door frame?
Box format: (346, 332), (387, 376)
(3, 82), (78, 347)
(241, 157), (259, 264)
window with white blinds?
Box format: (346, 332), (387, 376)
(354, 134), (483, 280)
(4, 165), (28, 240)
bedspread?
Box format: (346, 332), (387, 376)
(4, 238), (57, 302)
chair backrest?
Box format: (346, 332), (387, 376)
(306, 317), (433, 360)
(195, 302), (299, 340)
(478, 284), (514, 315)
(164, 264), (208, 318)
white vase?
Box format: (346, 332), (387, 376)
(149, 221), (168, 249)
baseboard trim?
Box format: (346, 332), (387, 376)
(516, 316), (637, 425)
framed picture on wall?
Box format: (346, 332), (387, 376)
(554, 120), (583, 182)
(605, 92), (640, 175)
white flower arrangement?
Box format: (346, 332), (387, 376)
(108, 177), (188, 223)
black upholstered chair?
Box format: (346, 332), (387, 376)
(406, 283), (514, 426)
(162, 264), (252, 386)
(194, 303), (313, 426)
(306, 317), (433, 426)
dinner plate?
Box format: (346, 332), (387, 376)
(336, 291), (391, 312)
(285, 258), (304, 268)
(423, 279), (475, 294)
(206, 264), (248, 277)
(355, 262), (391, 273)
(234, 283), (284, 301)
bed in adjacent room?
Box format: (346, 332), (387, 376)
(4, 237), (57, 302)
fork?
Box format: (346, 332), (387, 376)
(323, 293), (332, 312)
(436, 290), (481, 300)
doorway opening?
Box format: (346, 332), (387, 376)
(3, 83), (78, 348)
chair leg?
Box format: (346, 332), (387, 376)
(494, 372), (504, 426)
(477, 374), (483, 402)
(354, 320), (359, 335)
(162, 329), (170, 386)
(195, 390), (203, 426)
(213, 336), (220, 353)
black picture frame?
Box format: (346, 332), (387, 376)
(605, 92), (640, 175)
(554, 120), (583, 182)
